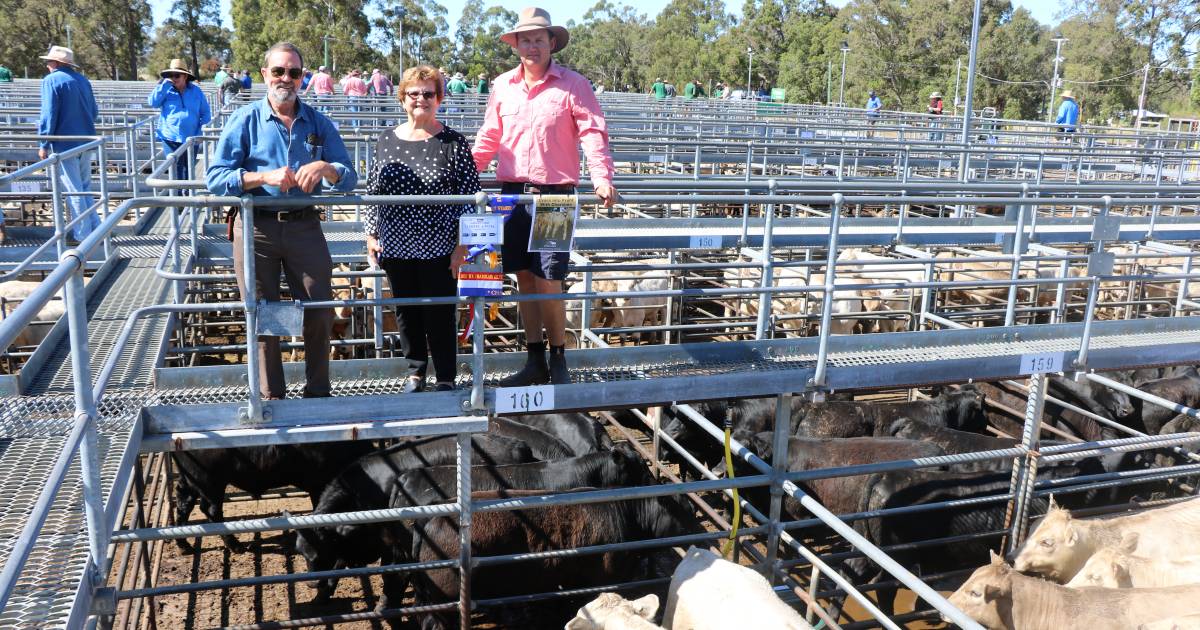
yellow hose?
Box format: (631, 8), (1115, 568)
(720, 425), (741, 559)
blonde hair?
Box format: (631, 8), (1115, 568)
(398, 65), (444, 102)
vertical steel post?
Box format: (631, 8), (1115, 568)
(812, 194), (844, 388)
(63, 253), (108, 592)
(239, 197), (263, 423)
(97, 143), (112, 259)
(955, 0), (984, 206)
(456, 432), (473, 629)
(470, 192), (488, 410)
(1004, 203), (1028, 326)
(754, 180), (778, 339)
(49, 154), (65, 258)
(765, 393), (790, 584)
(1006, 372), (1046, 554)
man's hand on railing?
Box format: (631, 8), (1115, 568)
(38, 148), (47, 161)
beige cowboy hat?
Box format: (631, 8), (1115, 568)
(39, 45), (79, 68)
(1060, 89), (1075, 99)
(159, 58), (195, 80)
(930, 91), (943, 99)
(501, 7), (569, 53)
(452, 72), (464, 80)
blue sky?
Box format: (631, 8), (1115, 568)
(152, 0), (1063, 37)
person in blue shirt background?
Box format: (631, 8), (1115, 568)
(1056, 89), (1080, 133)
(241, 69), (253, 91)
(149, 59), (211, 183)
(866, 90), (883, 137)
(37, 45), (100, 243)
(206, 41), (357, 400)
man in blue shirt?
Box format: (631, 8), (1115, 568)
(37, 45), (100, 243)
(149, 58), (212, 183)
(1055, 89), (1080, 133)
(866, 90), (882, 137)
(207, 41), (358, 400)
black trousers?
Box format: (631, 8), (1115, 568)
(380, 254), (458, 384)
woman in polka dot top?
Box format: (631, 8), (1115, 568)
(365, 65), (480, 392)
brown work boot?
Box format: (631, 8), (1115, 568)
(548, 344), (570, 385)
(499, 342), (549, 387)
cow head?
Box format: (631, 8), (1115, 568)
(1012, 497), (1084, 581)
(1064, 541), (1135, 588)
(287, 510), (341, 603)
(945, 552), (1013, 630)
(565, 593), (659, 630)
(1095, 384), (1135, 421)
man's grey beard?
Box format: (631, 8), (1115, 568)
(269, 85), (296, 105)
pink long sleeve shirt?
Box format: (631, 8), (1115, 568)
(307, 72), (334, 95)
(472, 62), (615, 189)
(343, 76), (368, 97)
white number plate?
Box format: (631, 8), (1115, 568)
(689, 235), (723, 250)
(459, 214), (504, 245)
(496, 385), (555, 413)
(10, 181), (40, 193)
(1018, 352), (1065, 375)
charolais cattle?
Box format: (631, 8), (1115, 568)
(171, 441), (375, 552)
(505, 412), (614, 456)
(1065, 535), (1200, 589)
(1014, 496), (1200, 583)
(947, 553), (1200, 630)
(408, 489), (700, 630)
(662, 546), (811, 630)
(564, 593), (663, 630)
(291, 433), (535, 603)
(1139, 615), (1200, 630)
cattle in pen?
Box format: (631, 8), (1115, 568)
(948, 553), (1200, 630)
(566, 259), (670, 346)
(0, 280), (68, 350)
(566, 593), (663, 630)
(1065, 536), (1200, 589)
(663, 547), (811, 630)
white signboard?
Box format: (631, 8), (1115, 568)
(689, 235), (723, 250)
(1018, 352), (1065, 375)
(459, 214), (504, 246)
(496, 385), (555, 413)
(10, 181), (40, 193)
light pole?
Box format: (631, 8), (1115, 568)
(1135, 62), (1150, 129)
(746, 47), (753, 99)
(838, 41), (850, 106)
(396, 7), (407, 77)
(323, 2), (334, 70)
(826, 60), (832, 105)
(1047, 34), (1068, 123)
(65, 24), (72, 50)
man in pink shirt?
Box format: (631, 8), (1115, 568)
(304, 65), (334, 97)
(473, 7), (617, 386)
(369, 68), (392, 96)
(342, 69), (368, 96)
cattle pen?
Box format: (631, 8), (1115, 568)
(1, 81), (1200, 630)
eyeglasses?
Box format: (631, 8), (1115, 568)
(268, 66), (304, 80)
(164, 73), (182, 80)
(405, 90), (437, 100)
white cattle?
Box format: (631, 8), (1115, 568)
(948, 553), (1200, 630)
(0, 280), (66, 349)
(1140, 615), (1200, 630)
(663, 547), (810, 630)
(1065, 536), (1200, 589)
(1014, 496), (1200, 583)
(565, 593), (663, 630)
(566, 260), (669, 346)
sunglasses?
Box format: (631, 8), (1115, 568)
(268, 66), (304, 80)
(405, 90), (437, 100)
(164, 72), (184, 80)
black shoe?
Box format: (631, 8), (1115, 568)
(301, 388), (331, 399)
(434, 382), (455, 392)
(548, 345), (570, 385)
(499, 348), (549, 387)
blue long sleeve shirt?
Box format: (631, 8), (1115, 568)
(149, 80), (212, 143)
(38, 66), (99, 152)
(866, 96), (882, 116)
(1055, 99), (1080, 130)
(206, 98), (358, 199)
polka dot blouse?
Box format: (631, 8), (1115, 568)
(364, 125), (481, 259)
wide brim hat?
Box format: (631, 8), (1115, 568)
(159, 58), (195, 79)
(452, 72), (464, 80)
(930, 91), (943, 99)
(39, 45), (79, 68)
(501, 7), (569, 53)
(1060, 89), (1075, 99)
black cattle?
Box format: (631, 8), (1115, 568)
(378, 444), (653, 608)
(1139, 367), (1200, 434)
(887, 417), (1019, 472)
(291, 433), (535, 602)
(171, 441), (375, 552)
(407, 489), (700, 630)
(661, 397), (814, 474)
(489, 417), (574, 460)
(796, 386), (987, 439)
(505, 413), (615, 456)
(1048, 374), (1135, 422)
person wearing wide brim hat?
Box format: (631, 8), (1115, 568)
(500, 7), (570, 53)
(39, 45), (80, 68)
(159, 58), (195, 81)
(149, 57), (211, 183)
(1056, 89), (1080, 133)
(37, 44), (101, 241)
(473, 6), (616, 387)
(1060, 89), (1075, 100)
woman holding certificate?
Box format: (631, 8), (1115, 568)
(365, 65), (479, 392)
